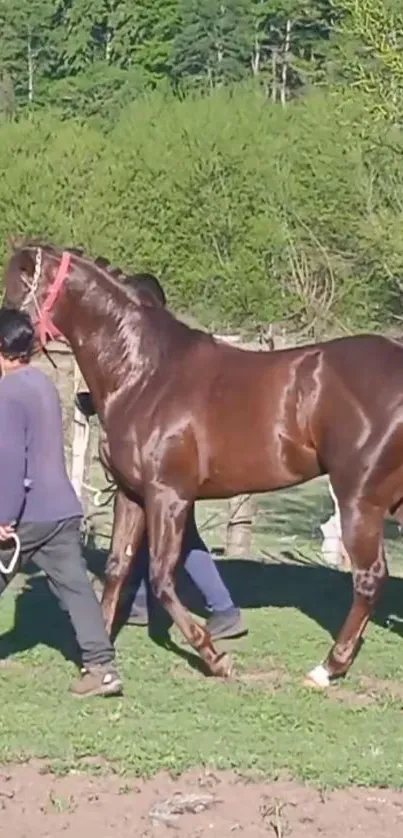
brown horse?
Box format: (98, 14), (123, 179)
(4, 240), (403, 688)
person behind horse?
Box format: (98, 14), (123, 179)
(76, 271), (246, 641)
(0, 308), (122, 698)
(77, 394), (245, 641)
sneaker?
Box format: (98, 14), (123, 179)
(70, 663), (123, 698)
(75, 390), (97, 418)
(205, 607), (247, 641)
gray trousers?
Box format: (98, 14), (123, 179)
(0, 517), (114, 668)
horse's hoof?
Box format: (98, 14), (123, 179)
(303, 664), (330, 690)
(303, 675), (327, 690)
(214, 652), (233, 678)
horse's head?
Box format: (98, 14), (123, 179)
(3, 242), (168, 352)
(5, 241), (49, 309)
(3, 242), (71, 346)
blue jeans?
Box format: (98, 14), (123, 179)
(129, 506), (234, 614)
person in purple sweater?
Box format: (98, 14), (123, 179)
(0, 308), (122, 698)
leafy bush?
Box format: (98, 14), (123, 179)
(1, 83), (402, 333)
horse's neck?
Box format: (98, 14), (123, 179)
(70, 339), (112, 418)
(55, 283), (148, 418)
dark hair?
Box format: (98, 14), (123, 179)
(0, 308), (35, 361)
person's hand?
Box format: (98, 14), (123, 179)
(0, 524), (15, 541)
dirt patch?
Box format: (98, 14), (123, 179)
(1, 763), (403, 837)
(324, 685), (377, 708)
(172, 659), (291, 691)
(0, 659), (24, 670)
(359, 676), (403, 703)
(235, 667), (290, 689)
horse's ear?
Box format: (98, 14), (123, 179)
(6, 233), (21, 252)
(19, 249), (36, 277)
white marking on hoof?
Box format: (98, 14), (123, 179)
(215, 653), (233, 678)
(306, 664), (330, 689)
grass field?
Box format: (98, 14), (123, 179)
(1, 479), (403, 794)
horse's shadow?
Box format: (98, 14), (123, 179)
(0, 547), (402, 671)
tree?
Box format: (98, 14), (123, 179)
(58, 0), (180, 85)
(56, 0), (107, 75)
(250, 0), (335, 102)
(0, 0), (57, 104)
(328, 0), (403, 117)
(0, 71), (15, 120)
(173, 0), (253, 88)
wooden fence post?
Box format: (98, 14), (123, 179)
(226, 494), (258, 558)
(70, 360), (90, 501)
(320, 478), (351, 570)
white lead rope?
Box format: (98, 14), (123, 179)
(0, 532), (21, 576)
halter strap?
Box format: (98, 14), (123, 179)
(38, 251), (71, 346)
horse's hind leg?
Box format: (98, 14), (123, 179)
(146, 491), (233, 677)
(305, 496), (387, 689)
(101, 489), (145, 635)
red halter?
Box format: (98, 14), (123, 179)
(37, 251), (71, 346)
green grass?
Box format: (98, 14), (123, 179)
(1, 479), (403, 788)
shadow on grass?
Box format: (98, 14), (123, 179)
(1, 546), (403, 670)
(0, 571), (82, 666)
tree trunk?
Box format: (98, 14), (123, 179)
(207, 63), (214, 89)
(105, 27), (112, 63)
(252, 30), (260, 76)
(226, 494), (257, 558)
(271, 48), (277, 103)
(27, 31), (34, 104)
(280, 18), (292, 107)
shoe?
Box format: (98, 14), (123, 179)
(126, 601), (247, 640)
(205, 607), (247, 641)
(75, 390), (97, 419)
(70, 663), (123, 698)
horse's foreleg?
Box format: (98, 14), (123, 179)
(305, 498), (387, 689)
(101, 489), (145, 635)
(146, 490), (233, 678)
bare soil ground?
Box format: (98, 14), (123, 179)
(2, 764), (403, 838)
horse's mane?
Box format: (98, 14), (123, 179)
(15, 239), (166, 307)
(11, 239), (212, 368)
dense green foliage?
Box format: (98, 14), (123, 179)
(1, 0), (402, 114)
(0, 0), (403, 331)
